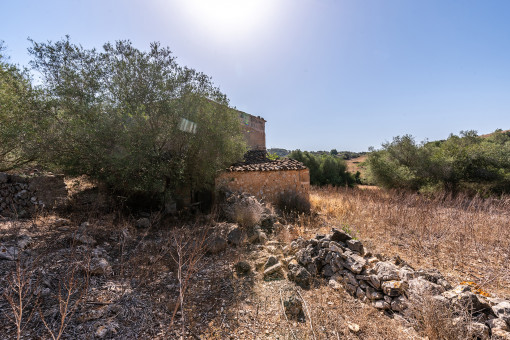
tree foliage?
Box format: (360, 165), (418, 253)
(367, 130), (510, 195)
(27, 37), (246, 197)
(0, 42), (48, 171)
(289, 150), (355, 187)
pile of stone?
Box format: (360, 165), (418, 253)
(0, 173), (43, 217)
(286, 228), (510, 339)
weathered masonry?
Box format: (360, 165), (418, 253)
(238, 111), (266, 150)
(217, 112), (310, 204)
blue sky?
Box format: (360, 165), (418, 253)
(2, 0), (509, 152)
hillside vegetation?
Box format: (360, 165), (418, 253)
(366, 130), (510, 195)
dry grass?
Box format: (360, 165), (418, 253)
(309, 186), (510, 297)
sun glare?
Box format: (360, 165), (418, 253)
(178, 0), (279, 43)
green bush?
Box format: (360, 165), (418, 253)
(366, 130), (510, 195)
(288, 150), (355, 187)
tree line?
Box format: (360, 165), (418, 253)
(366, 130), (510, 195)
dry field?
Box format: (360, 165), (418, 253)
(308, 186), (510, 298)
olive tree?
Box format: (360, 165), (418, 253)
(28, 37), (246, 198)
(0, 42), (48, 171)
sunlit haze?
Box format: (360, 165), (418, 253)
(1, 0), (510, 151)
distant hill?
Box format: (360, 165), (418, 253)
(267, 148), (366, 160)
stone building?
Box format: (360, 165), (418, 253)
(216, 111), (310, 204)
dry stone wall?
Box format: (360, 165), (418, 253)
(0, 172), (67, 217)
(286, 229), (510, 339)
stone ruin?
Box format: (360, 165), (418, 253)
(0, 172), (67, 217)
(285, 229), (510, 339)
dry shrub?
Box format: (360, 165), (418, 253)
(407, 295), (475, 340)
(310, 186), (510, 296)
(276, 190), (311, 215)
(222, 192), (264, 228)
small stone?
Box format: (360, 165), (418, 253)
(366, 286), (384, 300)
(263, 263), (283, 280)
(488, 318), (509, 332)
(288, 265), (311, 289)
(227, 226), (244, 246)
(284, 295), (305, 321)
(0, 245), (17, 261)
(264, 256), (279, 269)
(372, 300), (390, 310)
(391, 295), (407, 312)
(347, 322), (360, 333)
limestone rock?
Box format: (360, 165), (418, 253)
(492, 329), (510, 340)
(263, 263), (283, 280)
(487, 318), (509, 332)
(342, 252), (366, 274)
(493, 301), (510, 323)
(373, 261), (400, 282)
(406, 277), (445, 299)
(330, 228), (352, 243)
(372, 300), (390, 310)
(381, 280), (404, 297)
(264, 256), (279, 269)
(441, 285), (492, 314)
(346, 239), (364, 254)
(0, 244), (17, 261)
(391, 295), (408, 312)
(227, 226), (244, 246)
(288, 265), (311, 289)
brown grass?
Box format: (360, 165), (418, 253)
(309, 186), (510, 297)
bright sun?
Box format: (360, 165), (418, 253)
(178, 0), (280, 43)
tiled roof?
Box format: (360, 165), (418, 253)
(225, 150), (307, 172)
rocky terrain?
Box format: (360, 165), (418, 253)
(1, 189), (509, 339)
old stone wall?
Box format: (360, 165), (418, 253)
(0, 172), (67, 217)
(238, 112), (266, 150)
(216, 169), (310, 204)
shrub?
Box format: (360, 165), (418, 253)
(222, 192), (264, 228)
(276, 190), (311, 214)
(288, 151), (355, 187)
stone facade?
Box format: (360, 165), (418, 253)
(238, 111), (266, 150)
(216, 167), (310, 204)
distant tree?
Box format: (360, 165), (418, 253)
(289, 150), (354, 187)
(330, 149), (338, 155)
(367, 130), (510, 195)
(28, 37), (246, 198)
